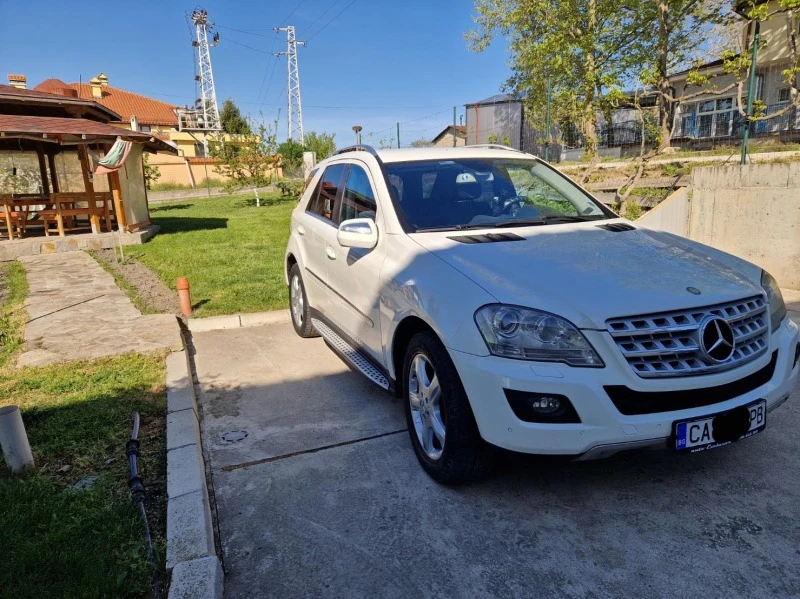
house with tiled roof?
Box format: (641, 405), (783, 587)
(34, 74), (179, 133)
(431, 125), (466, 147)
(7, 73), (234, 188)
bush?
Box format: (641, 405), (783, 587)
(276, 179), (304, 201)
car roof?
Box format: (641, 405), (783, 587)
(325, 145), (541, 165)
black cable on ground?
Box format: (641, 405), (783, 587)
(127, 412), (161, 597)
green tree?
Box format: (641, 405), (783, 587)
(303, 131), (336, 161)
(209, 119), (279, 190)
(142, 153), (160, 190)
(636, 0), (735, 150)
(219, 99), (252, 135)
(467, 0), (644, 160)
(277, 139), (305, 176)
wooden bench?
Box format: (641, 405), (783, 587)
(40, 192), (114, 237)
(0, 194), (29, 240)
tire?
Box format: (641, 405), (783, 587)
(288, 264), (318, 338)
(402, 330), (494, 484)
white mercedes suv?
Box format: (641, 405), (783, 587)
(284, 145), (799, 483)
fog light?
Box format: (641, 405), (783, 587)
(504, 390), (581, 424)
(531, 396), (562, 413)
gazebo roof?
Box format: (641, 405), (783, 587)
(0, 114), (177, 154)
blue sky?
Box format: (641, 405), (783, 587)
(0, 0), (510, 146)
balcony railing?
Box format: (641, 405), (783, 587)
(675, 103), (799, 140)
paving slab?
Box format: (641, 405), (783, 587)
(193, 317), (800, 599)
(16, 252), (181, 366)
(192, 322), (403, 471)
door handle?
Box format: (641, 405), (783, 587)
(326, 246), (336, 260)
(297, 225), (305, 235)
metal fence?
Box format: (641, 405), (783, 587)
(557, 119), (659, 150)
(675, 102), (799, 141)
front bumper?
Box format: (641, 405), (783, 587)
(450, 317), (799, 458)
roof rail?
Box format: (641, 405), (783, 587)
(468, 143), (526, 153)
(336, 144), (380, 158)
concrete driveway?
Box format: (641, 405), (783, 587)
(192, 319), (800, 599)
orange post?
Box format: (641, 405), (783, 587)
(176, 277), (192, 317)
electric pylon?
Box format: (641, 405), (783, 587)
(274, 26), (306, 144)
(191, 8), (222, 134)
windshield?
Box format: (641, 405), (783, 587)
(385, 157), (614, 232)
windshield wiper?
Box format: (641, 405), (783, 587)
(539, 215), (595, 223)
(492, 218), (546, 228)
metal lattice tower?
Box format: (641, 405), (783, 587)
(191, 8), (221, 133)
(274, 26), (306, 144)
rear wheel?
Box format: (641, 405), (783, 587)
(288, 264), (318, 338)
(402, 330), (494, 484)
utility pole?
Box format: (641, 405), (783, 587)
(740, 19), (761, 165)
(397, 122), (400, 149)
(453, 106), (457, 147)
(544, 75), (552, 162)
(191, 8), (222, 154)
(274, 26), (306, 144)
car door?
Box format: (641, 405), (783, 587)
(321, 161), (387, 365)
(298, 163), (348, 316)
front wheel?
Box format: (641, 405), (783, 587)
(402, 331), (494, 484)
(288, 264), (318, 338)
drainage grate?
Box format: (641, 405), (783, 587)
(221, 430), (248, 443)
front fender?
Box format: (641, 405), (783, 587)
(380, 236), (496, 379)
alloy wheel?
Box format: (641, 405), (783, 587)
(290, 274), (304, 327)
(408, 353), (446, 460)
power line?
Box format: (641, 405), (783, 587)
(279, 0), (308, 26)
(225, 38), (272, 54)
(307, 0), (358, 41)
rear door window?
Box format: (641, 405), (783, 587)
(340, 164), (378, 222)
(307, 164), (347, 222)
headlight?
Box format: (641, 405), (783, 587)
(761, 270), (786, 332)
(474, 305), (603, 367)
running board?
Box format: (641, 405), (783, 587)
(312, 318), (390, 390)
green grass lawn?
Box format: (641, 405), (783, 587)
(0, 265), (168, 598)
(128, 192), (294, 317)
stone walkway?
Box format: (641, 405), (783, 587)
(16, 252), (182, 367)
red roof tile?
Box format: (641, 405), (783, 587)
(0, 114), (177, 154)
(34, 80), (179, 126)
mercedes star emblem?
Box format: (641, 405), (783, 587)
(687, 287), (701, 295)
(699, 316), (736, 363)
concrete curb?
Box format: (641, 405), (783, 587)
(165, 349), (223, 599)
(187, 309), (290, 332)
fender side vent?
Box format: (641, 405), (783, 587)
(448, 232), (525, 244)
(597, 222), (636, 232)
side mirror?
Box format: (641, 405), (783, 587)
(337, 218), (378, 249)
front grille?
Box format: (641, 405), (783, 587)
(604, 351), (778, 415)
(606, 295), (769, 378)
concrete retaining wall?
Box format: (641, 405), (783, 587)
(637, 162), (800, 290)
(688, 163), (800, 290)
(635, 187), (690, 236)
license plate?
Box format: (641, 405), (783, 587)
(675, 400), (766, 453)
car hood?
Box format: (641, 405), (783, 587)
(408, 220), (764, 329)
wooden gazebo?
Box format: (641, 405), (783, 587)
(0, 84), (177, 241)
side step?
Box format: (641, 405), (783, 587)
(311, 318), (390, 390)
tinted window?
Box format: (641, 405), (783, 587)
(307, 164), (347, 221)
(340, 165), (377, 222)
(385, 158), (612, 231)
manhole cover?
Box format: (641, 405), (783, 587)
(221, 430), (248, 443)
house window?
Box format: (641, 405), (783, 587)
(681, 96), (737, 138)
(194, 143), (206, 157)
(139, 124), (152, 132)
(778, 88), (791, 103)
